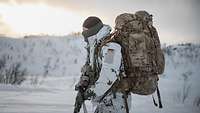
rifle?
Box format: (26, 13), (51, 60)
(73, 64), (92, 113)
(73, 87), (88, 113)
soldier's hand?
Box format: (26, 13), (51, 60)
(75, 76), (89, 91)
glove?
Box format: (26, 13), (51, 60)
(75, 75), (89, 91)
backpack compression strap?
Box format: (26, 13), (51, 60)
(152, 86), (163, 108)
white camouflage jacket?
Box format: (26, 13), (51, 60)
(86, 25), (122, 97)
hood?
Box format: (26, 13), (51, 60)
(87, 25), (112, 46)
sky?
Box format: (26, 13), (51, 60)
(0, 0), (199, 44)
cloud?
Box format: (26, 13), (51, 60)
(0, 0), (94, 10)
(0, 15), (13, 36)
(0, 0), (41, 4)
(0, 0), (11, 4)
(0, 0), (199, 42)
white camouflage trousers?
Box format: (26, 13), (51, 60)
(92, 92), (132, 113)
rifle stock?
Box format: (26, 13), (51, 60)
(73, 88), (85, 113)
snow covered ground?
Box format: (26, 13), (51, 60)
(0, 36), (200, 113)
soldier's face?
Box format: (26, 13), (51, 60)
(82, 27), (89, 42)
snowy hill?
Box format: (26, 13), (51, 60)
(0, 36), (200, 113)
(0, 35), (86, 77)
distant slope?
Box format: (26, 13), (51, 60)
(0, 36), (86, 77)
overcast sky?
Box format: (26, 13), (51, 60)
(0, 0), (199, 44)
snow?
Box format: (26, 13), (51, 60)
(0, 76), (85, 113)
(0, 36), (200, 113)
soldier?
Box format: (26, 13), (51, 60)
(74, 16), (132, 113)
(74, 10), (165, 113)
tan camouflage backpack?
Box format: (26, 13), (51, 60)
(107, 11), (165, 95)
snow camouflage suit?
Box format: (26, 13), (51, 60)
(82, 25), (132, 113)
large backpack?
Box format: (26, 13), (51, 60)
(96, 11), (165, 96)
(115, 11), (165, 95)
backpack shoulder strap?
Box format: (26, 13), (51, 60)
(97, 30), (119, 49)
